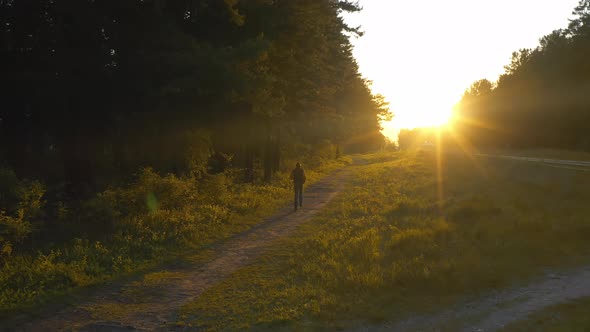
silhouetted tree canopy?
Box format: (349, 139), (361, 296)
(454, 0), (590, 150)
(0, 0), (388, 192)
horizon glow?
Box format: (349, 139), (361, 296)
(343, 0), (580, 140)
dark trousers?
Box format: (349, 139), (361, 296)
(294, 182), (303, 209)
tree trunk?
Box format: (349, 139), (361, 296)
(61, 134), (95, 200)
(154, 0), (167, 14)
(244, 146), (254, 183)
(263, 132), (272, 182)
(272, 134), (280, 173)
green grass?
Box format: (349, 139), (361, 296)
(178, 149), (590, 331)
(501, 297), (590, 331)
(0, 156), (350, 317)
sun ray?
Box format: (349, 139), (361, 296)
(435, 127), (444, 213)
(444, 126), (489, 177)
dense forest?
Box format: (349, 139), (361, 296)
(0, 0), (388, 310)
(454, 0), (590, 150)
(1, 0), (388, 189)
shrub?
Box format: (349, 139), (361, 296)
(0, 168), (45, 258)
(0, 148), (343, 313)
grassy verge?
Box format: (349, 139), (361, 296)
(178, 149), (590, 331)
(0, 156), (350, 317)
(501, 297), (590, 331)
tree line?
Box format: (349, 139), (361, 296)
(0, 0), (389, 197)
(454, 0), (590, 150)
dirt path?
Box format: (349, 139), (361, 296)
(352, 264), (590, 332)
(6, 166), (352, 332)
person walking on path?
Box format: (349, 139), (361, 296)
(291, 162), (306, 211)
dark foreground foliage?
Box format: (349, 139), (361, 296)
(0, 0), (388, 190)
(0, 148), (349, 313)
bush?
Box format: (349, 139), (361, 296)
(0, 168), (45, 258)
(0, 146), (344, 313)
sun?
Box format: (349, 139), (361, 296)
(372, 82), (459, 141)
(373, 81), (458, 130)
(381, 106), (453, 142)
(388, 105), (454, 130)
(403, 108), (453, 129)
(379, 95), (456, 142)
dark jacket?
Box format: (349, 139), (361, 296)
(291, 167), (306, 185)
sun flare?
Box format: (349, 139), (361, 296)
(343, 0), (578, 142)
(395, 107), (454, 129)
(380, 96), (455, 141)
(370, 79), (460, 140)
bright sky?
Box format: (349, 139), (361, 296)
(343, 0), (579, 140)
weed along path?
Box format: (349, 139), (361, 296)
(8, 165), (353, 332)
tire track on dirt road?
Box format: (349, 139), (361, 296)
(352, 264), (590, 332)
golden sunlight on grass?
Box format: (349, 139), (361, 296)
(177, 150), (590, 331)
